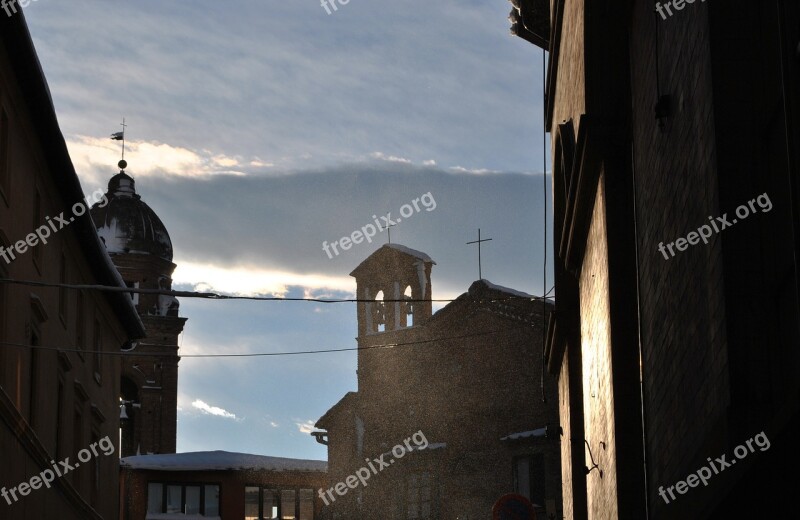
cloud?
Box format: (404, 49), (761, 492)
(66, 135), (267, 187)
(270, 421), (280, 428)
(448, 165), (502, 175)
(173, 261), (355, 298)
(191, 399), (238, 420)
(295, 420), (316, 434)
(370, 151), (412, 164)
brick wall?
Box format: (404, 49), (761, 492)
(578, 178), (618, 519)
(558, 350), (574, 519)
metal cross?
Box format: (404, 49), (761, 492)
(466, 228), (493, 280)
(386, 223), (397, 244)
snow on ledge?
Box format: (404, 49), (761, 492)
(479, 279), (554, 303)
(384, 244), (436, 264)
(479, 279), (534, 298)
(416, 442), (446, 451)
(147, 515), (221, 520)
(121, 450), (327, 473)
(500, 428), (548, 441)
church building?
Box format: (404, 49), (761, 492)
(314, 244), (562, 519)
(91, 167), (186, 457)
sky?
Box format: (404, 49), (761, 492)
(23, 0), (551, 461)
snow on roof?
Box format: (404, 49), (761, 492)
(480, 279), (554, 303)
(480, 279), (534, 298)
(383, 244), (436, 264)
(121, 451), (327, 473)
(414, 442), (446, 451)
(147, 515), (220, 520)
(500, 427), (548, 441)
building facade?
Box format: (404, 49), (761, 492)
(120, 451), (327, 520)
(0, 9), (146, 520)
(315, 244), (561, 519)
(510, 0), (800, 517)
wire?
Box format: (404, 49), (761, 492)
(0, 329), (523, 359)
(0, 278), (554, 304)
(541, 47), (549, 404)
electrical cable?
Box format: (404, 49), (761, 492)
(541, 46), (549, 404)
(0, 328), (527, 359)
(0, 278), (555, 304)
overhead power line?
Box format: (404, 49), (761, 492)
(0, 329), (534, 359)
(0, 278), (556, 304)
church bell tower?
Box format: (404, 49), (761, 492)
(90, 160), (186, 456)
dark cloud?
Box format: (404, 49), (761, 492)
(130, 162), (553, 297)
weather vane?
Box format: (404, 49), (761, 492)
(110, 118), (128, 170)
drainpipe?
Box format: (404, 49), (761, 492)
(631, 134), (650, 519)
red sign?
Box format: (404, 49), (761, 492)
(492, 493), (536, 520)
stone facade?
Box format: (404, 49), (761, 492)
(316, 244), (562, 519)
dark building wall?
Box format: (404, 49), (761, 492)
(0, 10), (144, 520)
(629, 0), (800, 517)
(629, 1), (731, 517)
(531, 0), (800, 517)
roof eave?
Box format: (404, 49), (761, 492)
(0, 11), (145, 339)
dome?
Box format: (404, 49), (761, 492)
(90, 172), (174, 262)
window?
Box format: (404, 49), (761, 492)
(28, 329), (39, 427)
(513, 454), (545, 507)
(59, 254), (68, 324)
(90, 430), (100, 506)
(75, 291), (85, 356)
(72, 407), (83, 490)
(185, 486), (201, 514)
(92, 318), (102, 384)
(298, 489), (313, 520)
(263, 489), (278, 520)
(55, 378), (64, 459)
(147, 483), (163, 514)
(204, 485), (220, 516)
(280, 489), (295, 520)
(32, 189), (42, 267)
(374, 290), (385, 332)
(245, 487), (313, 520)
(403, 285), (413, 327)
(147, 482), (220, 517)
(166, 485), (182, 513)
(245, 486), (259, 520)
